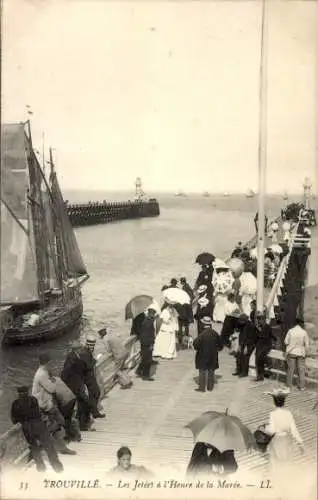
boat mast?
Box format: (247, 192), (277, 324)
(256, 0), (268, 313)
(26, 120), (46, 305)
(49, 147), (66, 290)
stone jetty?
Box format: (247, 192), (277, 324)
(66, 199), (160, 227)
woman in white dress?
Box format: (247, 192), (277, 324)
(264, 388), (304, 479)
(153, 306), (178, 359)
(212, 260), (234, 323)
(270, 221), (279, 243)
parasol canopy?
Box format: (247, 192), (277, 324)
(195, 252), (215, 266)
(239, 272), (257, 295)
(250, 247), (267, 260)
(186, 410), (256, 452)
(162, 287), (191, 305)
(228, 258), (244, 278)
(125, 295), (160, 320)
(269, 244), (283, 255)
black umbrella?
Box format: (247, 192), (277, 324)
(195, 252), (215, 266)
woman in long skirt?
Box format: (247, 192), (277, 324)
(264, 388), (304, 481)
(153, 306), (178, 359)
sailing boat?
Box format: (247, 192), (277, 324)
(0, 122), (89, 345)
(175, 190), (187, 197)
(283, 191), (288, 201)
(246, 188), (255, 198)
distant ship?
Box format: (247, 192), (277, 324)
(223, 192), (230, 197)
(283, 191), (289, 201)
(246, 189), (255, 198)
(202, 191), (210, 197)
(175, 190), (187, 197)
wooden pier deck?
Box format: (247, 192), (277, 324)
(54, 346), (317, 478)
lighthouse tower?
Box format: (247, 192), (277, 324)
(303, 177), (312, 210)
(135, 177), (145, 201)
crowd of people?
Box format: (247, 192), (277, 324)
(9, 214), (311, 481)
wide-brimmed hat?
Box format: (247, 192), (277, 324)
(213, 258), (229, 270)
(17, 386), (29, 394)
(71, 340), (82, 350)
(201, 316), (213, 326)
(197, 284), (208, 294)
(265, 387), (290, 398)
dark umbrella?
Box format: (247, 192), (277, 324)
(195, 253), (215, 266)
(125, 295), (159, 320)
(186, 410), (256, 452)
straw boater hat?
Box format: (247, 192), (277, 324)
(265, 387), (290, 398)
(197, 284), (207, 294)
(201, 316), (213, 326)
(86, 335), (97, 347)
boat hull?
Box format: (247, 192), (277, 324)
(1, 298), (83, 346)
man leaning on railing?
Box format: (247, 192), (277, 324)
(97, 328), (133, 389)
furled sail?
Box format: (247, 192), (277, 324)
(50, 165), (87, 278)
(1, 124), (39, 304)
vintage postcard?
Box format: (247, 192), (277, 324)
(0, 1), (317, 500)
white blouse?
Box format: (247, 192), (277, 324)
(266, 408), (303, 444)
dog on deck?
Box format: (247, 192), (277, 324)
(182, 335), (194, 350)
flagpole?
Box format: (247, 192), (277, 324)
(256, 0), (268, 313)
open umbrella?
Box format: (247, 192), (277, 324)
(162, 287), (191, 305)
(195, 252), (215, 266)
(125, 295), (159, 320)
(186, 410), (256, 452)
(269, 244), (283, 255)
(239, 272), (257, 295)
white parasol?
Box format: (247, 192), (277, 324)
(269, 244), (283, 255)
(162, 287), (191, 305)
(239, 272), (257, 295)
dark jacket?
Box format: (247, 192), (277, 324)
(182, 282), (194, 302)
(239, 321), (258, 349)
(80, 347), (100, 399)
(139, 316), (155, 347)
(194, 298), (213, 322)
(193, 327), (223, 370)
(256, 324), (275, 355)
(130, 313), (145, 336)
(11, 395), (49, 443)
(61, 351), (88, 396)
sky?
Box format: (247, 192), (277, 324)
(2, 0), (318, 194)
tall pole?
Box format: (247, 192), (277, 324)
(256, 0), (268, 313)
(42, 132), (46, 176)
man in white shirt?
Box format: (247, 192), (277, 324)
(32, 354), (76, 455)
(284, 318), (309, 390)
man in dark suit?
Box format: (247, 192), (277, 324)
(255, 313), (275, 381)
(237, 316), (258, 377)
(193, 316), (223, 392)
(61, 341), (98, 432)
(136, 308), (157, 381)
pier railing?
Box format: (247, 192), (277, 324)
(0, 335), (141, 468)
(261, 223), (318, 383)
